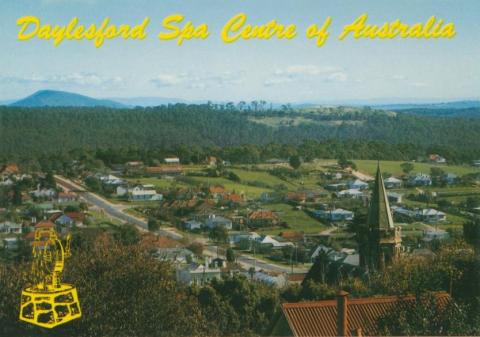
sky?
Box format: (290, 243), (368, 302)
(0, 0), (479, 103)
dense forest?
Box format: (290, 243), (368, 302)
(1, 104), (480, 163)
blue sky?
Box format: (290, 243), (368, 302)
(0, 0), (478, 103)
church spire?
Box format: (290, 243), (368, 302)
(367, 163), (394, 231)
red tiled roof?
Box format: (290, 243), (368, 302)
(282, 291), (450, 337)
(249, 210), (279, 220)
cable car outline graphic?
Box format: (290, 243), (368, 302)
(19, 226), (81, 328)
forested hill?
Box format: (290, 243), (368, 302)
(1, 104), (480, 161)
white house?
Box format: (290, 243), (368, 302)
(130, 187), (163, 201)
(336, 189), (364, 199)
(164, 157), (180, 164)
(417, 208), (447, 223)
(119, 184), (163, 201)
(99, 174), (124, 186)
(205, 215), (233, 230)
(314, 208), (354, 222)
(259, 235), (294, 249)
(30, 186), (56, 199)
(229, 231), (261, 244)
(176, 263), (221, 285)
(384, 177), (403, 189)
(347, 179), (369, 190)
(409, 173), (432, 186)
(0, 221), (22, 234)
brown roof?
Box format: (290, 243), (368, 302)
(65, 212), (85, 222)
(287, 273), (307, 283)
(48, 212), (63, 222)
(249, 210), (279, 220)
(35, 220), (55, 229)
(280, 231), (304, 241)
(286, 192), (307, 201)
(281, 291), (450, 337)
(223, 193), (243, 203)
(209, 185), (226, 194)
(1, 163), (20, 175)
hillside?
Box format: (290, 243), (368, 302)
(2, 104), (480, 161)
(10, 90), (126, 108)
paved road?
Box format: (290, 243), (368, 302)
(55, 175), (182, 239)
(204, 246), (308, 273)
(55, 175), (308, 274)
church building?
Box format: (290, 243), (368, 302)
(359, 164), (402, 270)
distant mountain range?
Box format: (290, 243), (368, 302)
(2, 90), (480, 112)
(110, 96), (194, 107)
(375, 101), (480, 110)
(8, 90), (127, 108)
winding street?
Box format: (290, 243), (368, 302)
(54, 175), (308, 273)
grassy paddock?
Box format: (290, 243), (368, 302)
(355, 160), (480, 176)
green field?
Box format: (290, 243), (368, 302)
(125, 177), (188, 190)
(255, 203), (327, 235)
(230, 168), (297, 189)
(189, 176), (271, 198)
(355, 160), (480, 177)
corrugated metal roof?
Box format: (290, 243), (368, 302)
(282, 292), (450, 337)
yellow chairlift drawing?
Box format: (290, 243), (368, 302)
(19, 226), (81, 328)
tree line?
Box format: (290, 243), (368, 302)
(2, 104), (480, 163)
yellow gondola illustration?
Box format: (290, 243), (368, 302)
(19, 227), (81, 328)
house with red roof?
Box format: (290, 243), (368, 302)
(272, 291), (451, 337)
(248, 210), (279, 227)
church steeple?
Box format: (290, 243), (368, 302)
(359, 162), (402, 271)
(367, 163), (394, 231)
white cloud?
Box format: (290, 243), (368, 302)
(151, 71), (244, 89)
(151, 74), (184, 87)
(1, 73), (123, 88)
(264, 65), (347, 86)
